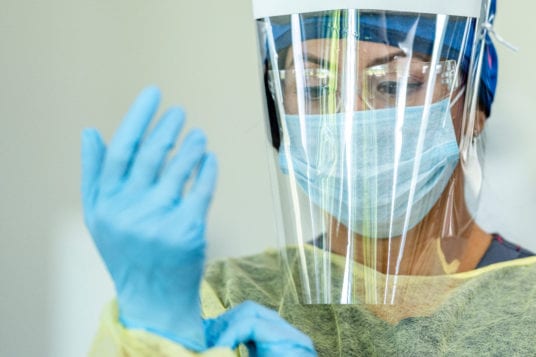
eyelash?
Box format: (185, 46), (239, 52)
(300, 80), (424, 102)
(375, 80), (424, 97)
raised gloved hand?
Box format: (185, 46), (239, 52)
(81, 87), (217, 351)
(205, 301), (318, 356)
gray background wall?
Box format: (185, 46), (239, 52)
(0, 1), (534, 356)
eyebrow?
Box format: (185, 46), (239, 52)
(287, 50), (431, 69)
(366, 50), (407, 67)
(367, 51), (431, 67)
(287, 52), (333, 69)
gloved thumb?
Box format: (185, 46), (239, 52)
(81, 128), (106, 213)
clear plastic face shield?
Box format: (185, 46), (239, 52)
(254, 0), (492, 310)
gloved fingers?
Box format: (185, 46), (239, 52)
(206, 301), (316, 354)
(213, 317), (316, 356)
(125, 107), (185, 191)
(152, 128), (207, 204)
(81, 128), (106, 213)
(180, 152), (218, 217)
(100, 86), (161, 195)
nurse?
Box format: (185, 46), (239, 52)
(84, 0), (536, 355)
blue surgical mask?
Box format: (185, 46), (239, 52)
(279, 98), (460, 238)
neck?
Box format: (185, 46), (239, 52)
(328, 166), (492, 275)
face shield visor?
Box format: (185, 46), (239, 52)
(254, 0), (492, 311)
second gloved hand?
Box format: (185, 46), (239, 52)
(81, 87), (218, 351)
(205, 301), (318, 357)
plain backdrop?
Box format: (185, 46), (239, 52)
(0, 1), (534, 356)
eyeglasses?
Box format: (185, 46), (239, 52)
(269, 58), (459, 114)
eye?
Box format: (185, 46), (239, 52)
(376, 80), (423, 96)
(304, 85), (332, 100)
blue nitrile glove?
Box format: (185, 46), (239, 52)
(205, 301), (318, 356)
(81, 86), (217, 351)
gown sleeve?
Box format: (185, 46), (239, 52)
(88, 295), (237, 357)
